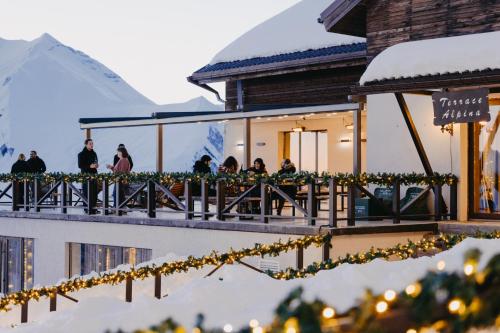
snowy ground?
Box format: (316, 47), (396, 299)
(0, 237), (498, 333)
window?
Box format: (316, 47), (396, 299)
(289, 131), (328, 173)
(68, 243), (152, 276)
(0, 236), (34, 293)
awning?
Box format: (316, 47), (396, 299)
(360, 31), (500, 86)
(79, 103), (360, 129)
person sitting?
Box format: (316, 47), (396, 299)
(246, 158), (267, 175)
(113, 144), (134, 171)
(276, 158), (297, 215)
(26, 151), (46, 173)
(218, 156), (239, 174)
(11, 154), (29, 174)
(193, 155), (212, 174)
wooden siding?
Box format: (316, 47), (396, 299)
(366, 0), (500, 59)
(225, 66), (365, 111)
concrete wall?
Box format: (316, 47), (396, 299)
(0, 217), (429, 287)
(224, 114), (367, 172)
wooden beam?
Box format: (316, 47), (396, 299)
(85, 128), (91, 140)
(243, 118), (251, 169)
(156, 124), (163, 173)
(353, 107), (362, 174)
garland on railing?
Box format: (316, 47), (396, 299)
(110, 247), (500, 333)
(0, 234), (332, 312)
(270, 231), (500, 280)
(0, 171), (458, 186)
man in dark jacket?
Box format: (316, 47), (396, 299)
(78, 139), (99, 213)
(26, 151), (46, 173)
(11, 154), (29, 173)
(113, 144), (133, 170)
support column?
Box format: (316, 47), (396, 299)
(85, 128), (91, 141)
(458, 123), (468, 221)
(156, 124), (163, 173)
(243, 118), (251, 169)
(353, 107), (362, 175)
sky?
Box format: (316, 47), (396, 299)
(0, 0), (301, 105)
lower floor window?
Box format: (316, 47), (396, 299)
(67, 243), (152, 276)
(0, 236), (34, 293)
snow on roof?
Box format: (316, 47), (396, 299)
(209, 0), (365, 65)
(360, 31), (500, 85)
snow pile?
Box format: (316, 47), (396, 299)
(1, 237), (498, 333)
(209, 0), (365, 64)
(360, 30), (500, 85)
(0, 34), (224, 172)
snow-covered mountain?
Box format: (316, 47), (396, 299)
(0, 33), (224, 172)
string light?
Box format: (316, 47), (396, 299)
(406, 329), (417, 333)
(464, 261), (477, 276)
(252, 327), (263, 333)
(322, 307), (335, 319)
(375, 301), (388, 313)
(223, 324), (233, 332)
(383, 290), (396, 302)
(249, 319), (259, 328)
(405, 283), (422, 297)
(436, 260), (446, 271)
(448, 298), (465, 314)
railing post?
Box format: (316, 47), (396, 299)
(296, 245), (304, 269)
(114, 180), (122, 216)
(450, 181), (458, 220)
(147, 180), (156, 218)
(347, 183), (356, 226)
(434, 183), (443, 221)
(68, 185), (73, 207)
(23, 180), (29, 211)
(154, 272), (161, 299)
(60, 181), (67, 214)
(260, 182), (269, 223)
(201, 179), (209, 221)
(322, 233), (331, 262)
(87, 179), (93, 215)
(184, 180), (193, 220)
(216, 180), (225, 221)
(12, 180), (19, 211)
(392, 180), (401, 224)
(49, 293), (57, 312)
(34, 179), (41, 212)
(125, 275), (132, 302)
(102, 179), (109, 215)
(328, 179), (337, 228)
(21, 301), (28, 323)
(307, 179), (317, 226)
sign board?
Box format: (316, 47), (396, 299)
(432, 88), (490, 126)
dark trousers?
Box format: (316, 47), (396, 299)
(82, 180), (97, 213)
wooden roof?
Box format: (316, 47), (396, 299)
(320, 0), (366, 37)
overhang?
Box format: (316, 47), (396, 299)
(320, 0), (366, 37)
(79, 103), (360, 129)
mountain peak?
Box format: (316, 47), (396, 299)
(31, 33), (59, 47)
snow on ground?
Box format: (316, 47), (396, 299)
(360, 30), (500, 85)
(0, 33), (224, 173)
(209, 0), (365, 65)
(0, 237), (498, 333)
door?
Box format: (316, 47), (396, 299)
(289, 131), (328, 173)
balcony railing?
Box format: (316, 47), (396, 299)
(0, 172), (458, 227)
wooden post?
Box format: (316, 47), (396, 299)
(347, 184), (356, 226)
(260, 182), (269, 224)
(184, 180), (193, 220)
(434, 183), (443, 221)
(450, 182), (458, 220)
(85, 128), (91, 140)
(21, 301), (28, 323)
(101, 179), (109, 215)
(154, 272), (161, 299)
(125, 276), (132, 302)
(49, 293), (57, 312)
(68, 186), (73, 207)
(216, 180), (225, 221)
(115, 180), (121, 216)
(307, 180), (317, 226)
(201, 179), (209, 220)
(60, 181), (67, 214)
(147, 180), (156, 218)
(12, 181), (19, 211)
(243, 118), (251, 169)
(296, 245), (304, 269)
(34, 179), (40, 212)
(23, 180), (29, 212)
(328, 179), (337, 227)
(322, 237), (330, 262)
(392, 180), (401, 224)
(87, 180), (93, 215)
(156, 124), (163, 173)
(353, 107), (362, 175)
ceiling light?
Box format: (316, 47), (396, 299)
(292, 126), (305, 132)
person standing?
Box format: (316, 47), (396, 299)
(276, 158), (297, 215)
(113, 144), (133, 171)
(26, 151), (46, 173)
(11, 154), (29, 205)
(107, 147), (131, 208)
(78, 139), (99, 213)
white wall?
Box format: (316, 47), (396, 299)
(366, 93), (460, 175)
(224, 115), (367, 173)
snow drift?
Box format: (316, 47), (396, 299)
(0, 33), (224, 172)
(209, 0), (365, 64)
(0, 238), (498, 333)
